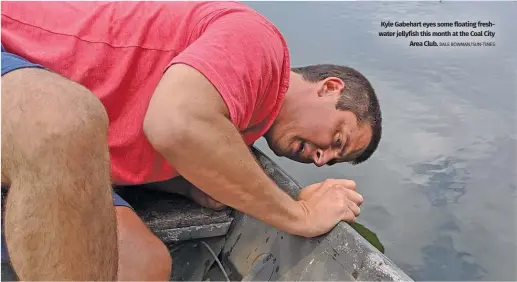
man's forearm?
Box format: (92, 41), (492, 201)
(152, 115), (307, 235)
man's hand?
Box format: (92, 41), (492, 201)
(296, 179), (363, 238)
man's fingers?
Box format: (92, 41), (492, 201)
(340, 206), (357, 223)
(346, 190), (364, 206)
(302, 179), (357, 201)
(331, 183), (363, 206)
(332, 186), (360, 223)
(347, 200), (361, 217)
(340, 200), (360, 223)
(324, 178), (356, 190)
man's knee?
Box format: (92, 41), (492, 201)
(1, 68), (109, 176)
(117, 207), (172, 280)
(123, 235), (172, 280)
(141, 238), (172, 278)
(3, 68), (108, 136)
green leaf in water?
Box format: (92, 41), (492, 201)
(349, 222), (385, 254)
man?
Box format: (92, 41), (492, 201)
(1, 1), (381, 281)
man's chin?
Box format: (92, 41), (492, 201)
(269, 145), (299, 161)
(266, 142), (285, 157)
(266, 138), (297, 160)
(270, 147), (285, 157)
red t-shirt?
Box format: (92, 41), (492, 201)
(1, 1), (290, 185)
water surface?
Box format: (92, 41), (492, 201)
(247, 1), (517, 280)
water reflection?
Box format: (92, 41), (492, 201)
(410, 156), (469, 207)
(401, 234), (487, 280)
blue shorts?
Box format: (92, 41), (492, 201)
(1, 44), (45, 75)
(1, 45), (133, 262)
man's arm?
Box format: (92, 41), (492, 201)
(144, 64), (309, 236)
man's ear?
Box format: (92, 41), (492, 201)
(317, 77), (344, 97)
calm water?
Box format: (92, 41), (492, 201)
(247, 1), (516, 281)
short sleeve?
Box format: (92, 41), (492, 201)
(167, 8), (289, 131)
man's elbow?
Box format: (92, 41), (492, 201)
(143, 112), (187, 154)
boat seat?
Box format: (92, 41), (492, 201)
(1, 184), (233, 245)
(115, 185), (234, 244)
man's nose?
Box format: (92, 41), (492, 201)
(312, 148), (333, 167)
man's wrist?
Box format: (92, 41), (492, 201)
(282, 199), (310, 237)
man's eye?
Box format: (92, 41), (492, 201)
(335, 137), (342, 146)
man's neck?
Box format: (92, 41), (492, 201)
(285, 71), (307, 99)
(280, 72), (312, 116)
